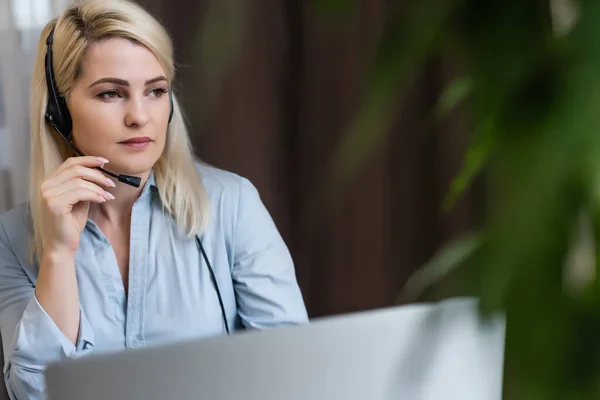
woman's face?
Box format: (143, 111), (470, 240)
(67, 38), (171, 177)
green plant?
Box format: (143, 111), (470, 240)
(315, 0), (600, 398)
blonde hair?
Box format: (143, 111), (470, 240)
(29, 0), (209, 260)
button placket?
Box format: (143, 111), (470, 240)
(125, 192), (151, 349)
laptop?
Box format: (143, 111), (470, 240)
(45, 297), (506, 400)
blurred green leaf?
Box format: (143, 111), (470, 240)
(434, 76), (474, 120)
(399, 232), (482, 302)
(304, 0), (460, 224)
(191, 0), (246, 123)
(442, 120), (492, 211)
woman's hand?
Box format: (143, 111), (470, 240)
(40, 156), (116, 256)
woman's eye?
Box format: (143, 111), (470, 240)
(99, 91), (120, 99)
(149, 88), (168, 98)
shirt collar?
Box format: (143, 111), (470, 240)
(141, 168), (159, 198)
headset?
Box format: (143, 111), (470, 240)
(44, 26), (230, 335)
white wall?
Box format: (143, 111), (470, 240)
(0, 0), (75, 213)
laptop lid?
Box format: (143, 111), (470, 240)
(45, 297), (505, 400)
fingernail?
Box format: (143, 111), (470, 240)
(97, 157), (109, 164)
(107, 178), (116, 187)
(105, 191), (115, 200)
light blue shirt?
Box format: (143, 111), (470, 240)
(0, 162), (308, 400)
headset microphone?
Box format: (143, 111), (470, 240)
(44, 26), (174, 188)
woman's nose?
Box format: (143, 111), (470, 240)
(124, 96), (150, 127)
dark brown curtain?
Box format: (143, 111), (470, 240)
(139, 0), (480, 318)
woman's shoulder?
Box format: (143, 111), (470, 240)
(196, 161), (250, 192)
(195, 161), (260, 204)
(0, 202), (33, 262)
(194, 161), (268, 229)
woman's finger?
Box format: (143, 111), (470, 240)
(45, 188), (110, 215)
(42, 163), (115, 192)
(54, 156), (108, 174)
(43, 177), (114, 200)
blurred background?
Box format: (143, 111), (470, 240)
(0, 0), (481, 318)
(4, 0), (600, 398)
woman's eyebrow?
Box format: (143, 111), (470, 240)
(88, 76), (167, 88)
(145, 76), (167, 85)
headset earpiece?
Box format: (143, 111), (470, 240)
(44, 27), (73, 136)
(168, 89), (174, 123)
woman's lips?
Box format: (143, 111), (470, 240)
(119, 136), (152, 149)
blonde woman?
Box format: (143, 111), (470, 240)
(0, 1), (308, 398)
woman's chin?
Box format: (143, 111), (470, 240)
(107, 158), (159, 180)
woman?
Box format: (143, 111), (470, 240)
(0, 0), (308, 398)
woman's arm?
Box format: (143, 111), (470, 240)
(0, 219), (94, 400)
(35, 248), (80, 344)
(231, 177), (309, 329)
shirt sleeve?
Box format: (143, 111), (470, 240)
(231, 177), (309, 329)
(0, 220), (94, 400)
